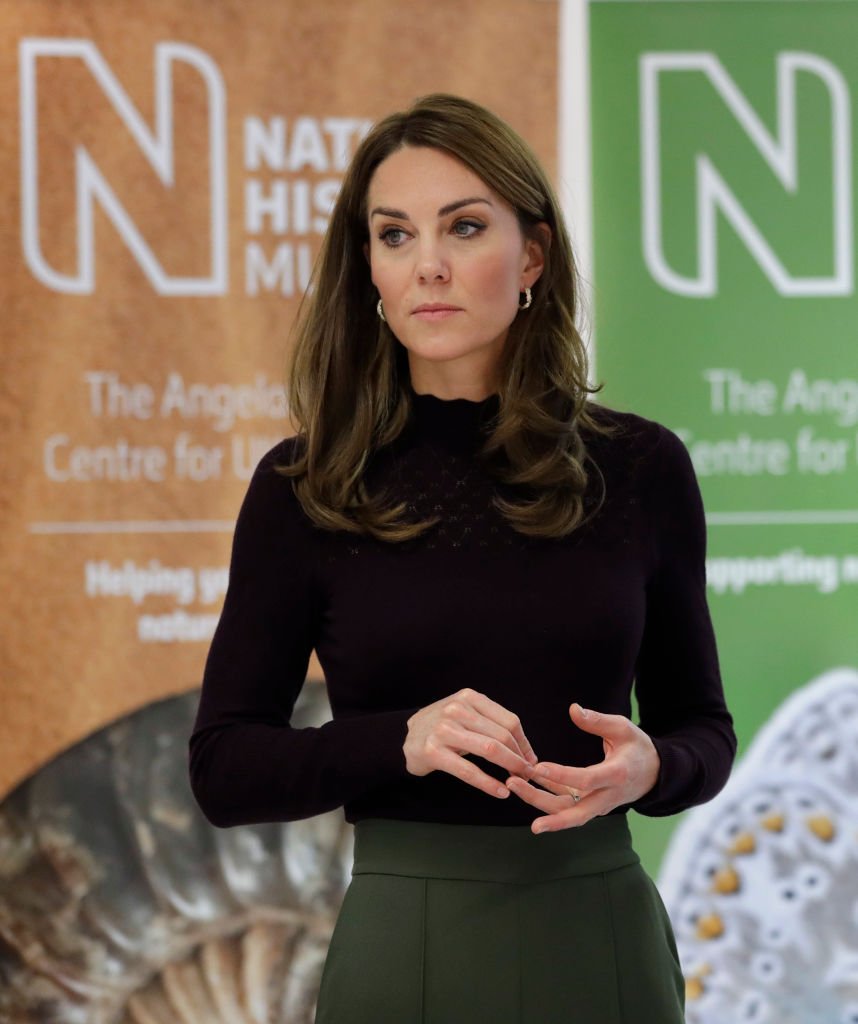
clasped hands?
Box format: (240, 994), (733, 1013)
(403, 689), (660, 835)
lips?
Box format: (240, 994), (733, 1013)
(412, 303), (462, 321)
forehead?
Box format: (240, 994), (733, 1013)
(367, 146), (496, 210)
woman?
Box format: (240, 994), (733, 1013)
(189, 93), (736, 1023)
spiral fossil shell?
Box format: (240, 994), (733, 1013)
(0, 684), (350, 1024)
(659, 668), (858, 1024)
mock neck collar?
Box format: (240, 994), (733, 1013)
(408, 386), (500, 453)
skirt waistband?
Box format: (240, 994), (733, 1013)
(352, 815), (640, 884)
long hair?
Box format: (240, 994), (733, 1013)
(280, 93), (605, 541)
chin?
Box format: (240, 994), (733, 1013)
(398, 336), (497, 366)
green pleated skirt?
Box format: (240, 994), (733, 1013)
(314, 816), (685, 1024)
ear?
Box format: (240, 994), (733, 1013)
(521, 222), (551, 289)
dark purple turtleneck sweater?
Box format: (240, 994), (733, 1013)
(189, 390), (735, 828)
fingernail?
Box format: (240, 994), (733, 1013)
(496, 786), (509, 798)
(576, 704), (589, 718)
(533, 822), (546, 835)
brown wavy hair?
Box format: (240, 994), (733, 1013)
(280, 93), (605, 541)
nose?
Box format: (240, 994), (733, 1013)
(415, 241), (450, 283)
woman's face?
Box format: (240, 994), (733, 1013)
(365, 145), (545, 396)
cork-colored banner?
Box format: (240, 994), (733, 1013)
(0, 0), (558, 798)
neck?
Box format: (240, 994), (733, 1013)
(407, 357), (500, 403)
(407, 383), (500, 454)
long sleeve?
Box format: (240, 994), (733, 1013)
(630, 425), (737, 816)
(192, 396), (737, 830)
(188, 440), (413, 828)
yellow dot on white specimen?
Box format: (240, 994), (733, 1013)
(729, 832), (756, 855)
(806, 815), (835, 842)
(686, 976), (705, 1000)
(712, 866), (741, 894)
(695, 913), (725, 941)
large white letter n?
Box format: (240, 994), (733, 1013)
(20, 39), (228, 295)
(640, 52), (852, 298)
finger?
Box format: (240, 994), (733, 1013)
(436, 721), (534, 779)
(466, 693), (538, 765)
(531, 793), (615, 833)
(434, 746), (512, 799)
(444, 701), (536, 771)
(505, 776), (579, 814)
(568, 703), (631, 741)
(531, 775), (583, 800)
(531, 806), (588, 833)
(459, 690), (539, 765)
(512, 772), (583, 799)
(531, 761), (619, 792)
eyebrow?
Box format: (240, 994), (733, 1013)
(369, 196), (493, 220)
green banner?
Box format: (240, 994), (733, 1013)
(589, 0), (858, 873)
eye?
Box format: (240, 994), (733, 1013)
(378, 226), (409, 248)
(452, 219), (484, 238)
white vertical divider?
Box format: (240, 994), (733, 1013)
(558, 0), (596, 380)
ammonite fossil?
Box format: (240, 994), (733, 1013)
(659, 668), (858, 1024)
(0, 684), (350, 1024)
